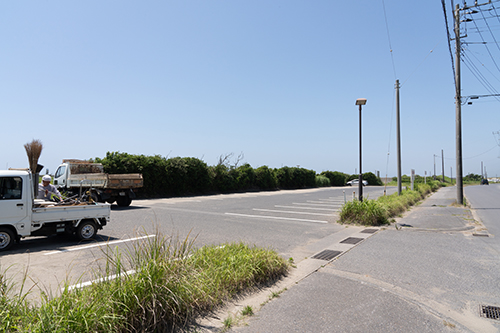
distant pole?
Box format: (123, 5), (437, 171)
(481, 161), (484, 179)
(396, 79), (402, 195)
(441, 149), (445, 182)
(433, 155), (437, 180)
(454, 3), (464, 204)
(451, 167), (453, 185)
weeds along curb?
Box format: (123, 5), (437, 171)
(339, 181), (442, 226)
(0, 233), (289, 333)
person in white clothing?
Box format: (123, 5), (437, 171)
(38, 175), (62, 201)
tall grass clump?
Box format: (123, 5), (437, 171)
(339, 199), (389, 226)
(340, 182), (441, 225)
(0, 232), (289, 332)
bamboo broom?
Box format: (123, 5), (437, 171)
(24, 139), (43, 198)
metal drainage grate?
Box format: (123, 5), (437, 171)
(311, 250), (342, 261)
(473, 233), (489, 237)
(480, 305), (500, 320)
(361, 228), (378, 234)
(340, 237), (364, 245)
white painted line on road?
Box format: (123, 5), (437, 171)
(45, 235), (156, 255)
(253, 208), (334, 216)
(225, 212), (328, 224)
(307, 200), (342, 204)
(275, 205), (338, 211)
(65, 244), (227, 291)
(317, 198), (344, 202)
(66, 269), (137, 291)
(293, 202), (340, 208)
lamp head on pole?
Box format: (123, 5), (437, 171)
(355, 98), (367, 106)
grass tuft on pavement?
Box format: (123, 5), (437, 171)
(0, 231), (289, 332)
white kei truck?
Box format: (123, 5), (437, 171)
(0, 170), (110, 251)
(53, 160), (143, 207)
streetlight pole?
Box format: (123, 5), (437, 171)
(356, 98), (367, 202)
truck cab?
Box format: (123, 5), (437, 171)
(0, 170), (110, 251)
(0, 171), (31, 234)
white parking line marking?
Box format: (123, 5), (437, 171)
(275, 205), (338, 211)
(225, 213), (328, 224)
(67, 269), (137, 291)
(293, 202), (340, 207)
(307, 200), (343, 204)
(45, 235), (156, 255)
(253, 208), (334, 216)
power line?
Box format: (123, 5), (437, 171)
(462, 51), (500, 98)
(442, 0), (456, 85)
(470, 11), (500, 74)
(479, 6), (500, 54)
(381, 0), (397, 79)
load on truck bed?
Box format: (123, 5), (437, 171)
(0, 170), (110, 251)
(54, 159), (143, 207)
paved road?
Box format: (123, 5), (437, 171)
(226, 185), (500, 333)
(0, 186), (394, 297)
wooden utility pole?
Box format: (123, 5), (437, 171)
(442, 149), (445, 182)
(454, 4), (464, 204)
(396, 79), (402, 195)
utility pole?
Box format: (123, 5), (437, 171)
(451, 1), (494, 201)
(454, 3), (464, 204)
(442, 149), (445, 183)
(396, 79), (402, 195)
(433, 154), (437, 180)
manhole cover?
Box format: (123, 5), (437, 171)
(340, 237), (364, 245)
(311, 250), (342, 261)
(480, 305), (500, 320)
(361, 228), (378, 234)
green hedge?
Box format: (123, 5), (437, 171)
(320, 171), (348, 186)
(95, 152), (382, 198)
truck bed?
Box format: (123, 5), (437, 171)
(32, 201), (110, 223)
(107, 173), (143, 189)
(67, 173), (143, 189)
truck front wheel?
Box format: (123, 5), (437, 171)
(76, 220), (97, 240)
(0, 228), (15, 251)
(116, 196), (132, 207)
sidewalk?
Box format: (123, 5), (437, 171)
(200, 186), (499, 333)
(394, 186), (477, 232)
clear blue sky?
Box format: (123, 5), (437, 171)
(2, 1), (500, 178)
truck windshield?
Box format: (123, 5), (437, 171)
(55, 166), (66, 178)
(0, 177), (22, 200)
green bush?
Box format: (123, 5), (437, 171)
(235, 164), (256, 190)
(464, 173), (481, 182)
(362, 172), (383, 186)
(96, 152), (353, 197)
(254, 166), (278, 190)
(165, 157), (211, 195)
(96, 152), (169, 197)
(208, 164), (236, 193)
(320, 171), (348, 186)
(347, 172), (382, 186)
(275, 167), (316, 189)
(315, 175), (330, 187)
